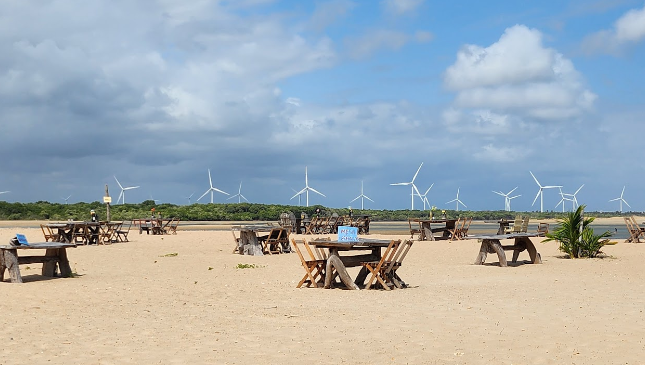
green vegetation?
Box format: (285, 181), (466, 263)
(236, 263), (261, 269)
(543, 205), (613, 258)
(160, 253), (178, 257)
(0, 200), (637, 222)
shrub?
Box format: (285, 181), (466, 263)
(543, 205), (613, 258)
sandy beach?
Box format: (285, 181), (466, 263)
(1, 223), (644, 364)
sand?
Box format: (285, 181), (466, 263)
(1, 224), (644, 364)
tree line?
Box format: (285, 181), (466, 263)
(0, 200), (634, 222)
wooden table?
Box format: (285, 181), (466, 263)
(0, 243), (77, 283)
(310, 239), (394, 290)
(470, 233), (542, 267)
(232, 224), (278, 256)
(411, 218), (458, 241)
(45, 222), (119, 244)
(497, 219), (512, 235)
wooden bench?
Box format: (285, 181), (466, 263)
(470, 233), (542, 267)
(0, 243), (77, 283)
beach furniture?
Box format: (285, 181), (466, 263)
(448, 217), (465, 241)
(411, 218), (458, 241)
(537, 222), (549, 236)
(471, 233), (542, 267)
(232, 223), (276, 255)
(624, 216), (644, 243)
(408, 218), (423, 239)
(292, 238), (327, 288)
(115, 221), (132, 242)
(361, 239), (413, 290)
(40, 224), (60, 242)
(262, 227), (290, 254)
(520, 217), (530, 233)
(459, 217), (473, 238)
(0, 242), (77, 283)
(504, 216), (523, 234)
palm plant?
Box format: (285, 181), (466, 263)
(543, 205), (612, 258)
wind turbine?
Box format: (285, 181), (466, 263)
(350, 181), (374, 210)
(185, 192), (195, 205)
(114, 176), (140, 204)
(290, 188), (302, 206)
(570, 184), (584, 209)
(530, 171), (562, 213)
(446, 188), (467, 211)
(228, 181), (249, 203)
(417, 183), (434, 210)
(492, 187), (520, 211)
(390, 163), (423, 210)
(149, 194), (160, 204)
(61, 195), (72, 205)
(291, 167), (325, 207)
(197, 169), (229, 203)
(609, 186), (630, 212)
(555, 188), (574, 212)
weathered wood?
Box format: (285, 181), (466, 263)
(2, 248), (23, 283)
(517, 236), (542, 264)
(324, 254), (358, 290)
(239, 230), (263, 256)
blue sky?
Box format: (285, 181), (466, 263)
(1, 0), (644, 212)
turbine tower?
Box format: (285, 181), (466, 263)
(114, 176), (140, 204)
(197, 169), (229, 203)
(609, 186), (630, 212)
(530, 171), (562, 213)
(350, 181), (374, 210)
(227, 181), (249, 203)
(290, 188), (302, 206)
(492, 187), (520, 211)
(555, 188), (574, 212)
(291, 166), (325, 207)
(446, 188), (467, 212)
(390, 163), (423, 210)
(417, 183), (434, 210)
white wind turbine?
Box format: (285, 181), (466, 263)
(228, 181), (249, 203)
(350, 181), (374, 210)
(61, 194), (72, 205)
(492, 187), (520, 211)
(290, 188), (302, 206)
(390, 163), (423, 210)
(570, 184), (584, 209)
(609, 186), (630, 212)
(114, 176), (140, 204)
(417, 183), (434, 210)
(530, 171), (562, 213)
(185, 192), (195, 205)
(555, 188), (574, 212)
(446, 188), (467, 211)
(197, 169), (229, 203)
(291, 167), (325, 207)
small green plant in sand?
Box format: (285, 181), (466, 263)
(543, 205), (613, 258)
(160, 253), (178, 257)
(236, 263), (262, 269)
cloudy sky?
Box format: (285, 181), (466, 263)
(1, 0), (644, 212)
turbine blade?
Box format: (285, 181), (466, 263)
(309, 187), (325, 197)
(508, 186), (518, 195)
(350, 196), (360, 203)
(532, 190), (541, 206)
(197, 190), (210, 202)
(411, 163), (423, 183)
(623, 199), (631, 208)
(208, 169), (213, 188)
(365, 196), (374, 202)
(291, 188), (307, 199)
(390, 182), (409, 186)
(529, 171), (541, 187)
(574, 184), (584, 195)
(114, 176), (123, 189)
(212, 188), (229, 195)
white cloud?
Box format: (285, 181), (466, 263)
(344, 29), (409, 59)
(443, 25), (595, 128)
(581, 4), (645, 54)
(381, 0), (425, 16)
(310, 0), (356, 31)
(474, 144), (528, 162)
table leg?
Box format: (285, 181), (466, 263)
(516, 237), (542, 264)
(324, 250), (358, 290)
(2, 248), (23, 283)
(475, 239), (507, 267)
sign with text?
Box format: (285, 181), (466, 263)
(103, 196), (112, 203)
(337, 226), (358, 242)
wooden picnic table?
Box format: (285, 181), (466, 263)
(469, 233), (543, 267)
(310, 238), (395, 290)
(43, 221), (121, 244)
(0, 242), (77, 283)
(497, 219), (512, 235)
(411, 218), (458, 241)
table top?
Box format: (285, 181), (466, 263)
(467, 233), (542, 240)
(0, 242), (77, 250)
(232, 224), (280, 232)
(411, 218), (458, 223)
(310, 238), (393, 249)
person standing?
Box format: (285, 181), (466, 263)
(89, 209), (100, 244)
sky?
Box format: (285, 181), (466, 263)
(1, 0), (644, 212)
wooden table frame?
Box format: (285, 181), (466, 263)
(310, 239), (395, 290)
(411, 218), (458, 241)
(232, 224), (280, 256)
(470, 233), (542, 267)
(0, 243), (77, 283)
(44, 222), (121, 244)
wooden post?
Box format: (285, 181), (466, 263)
(105, 184), (111, 222)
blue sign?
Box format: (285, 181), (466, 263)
(16, 233), (29, 245)
(338, 226), (358, 242)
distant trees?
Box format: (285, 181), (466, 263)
(0, 200), (635, 222)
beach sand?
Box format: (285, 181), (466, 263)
(1, 224), (644, 364)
